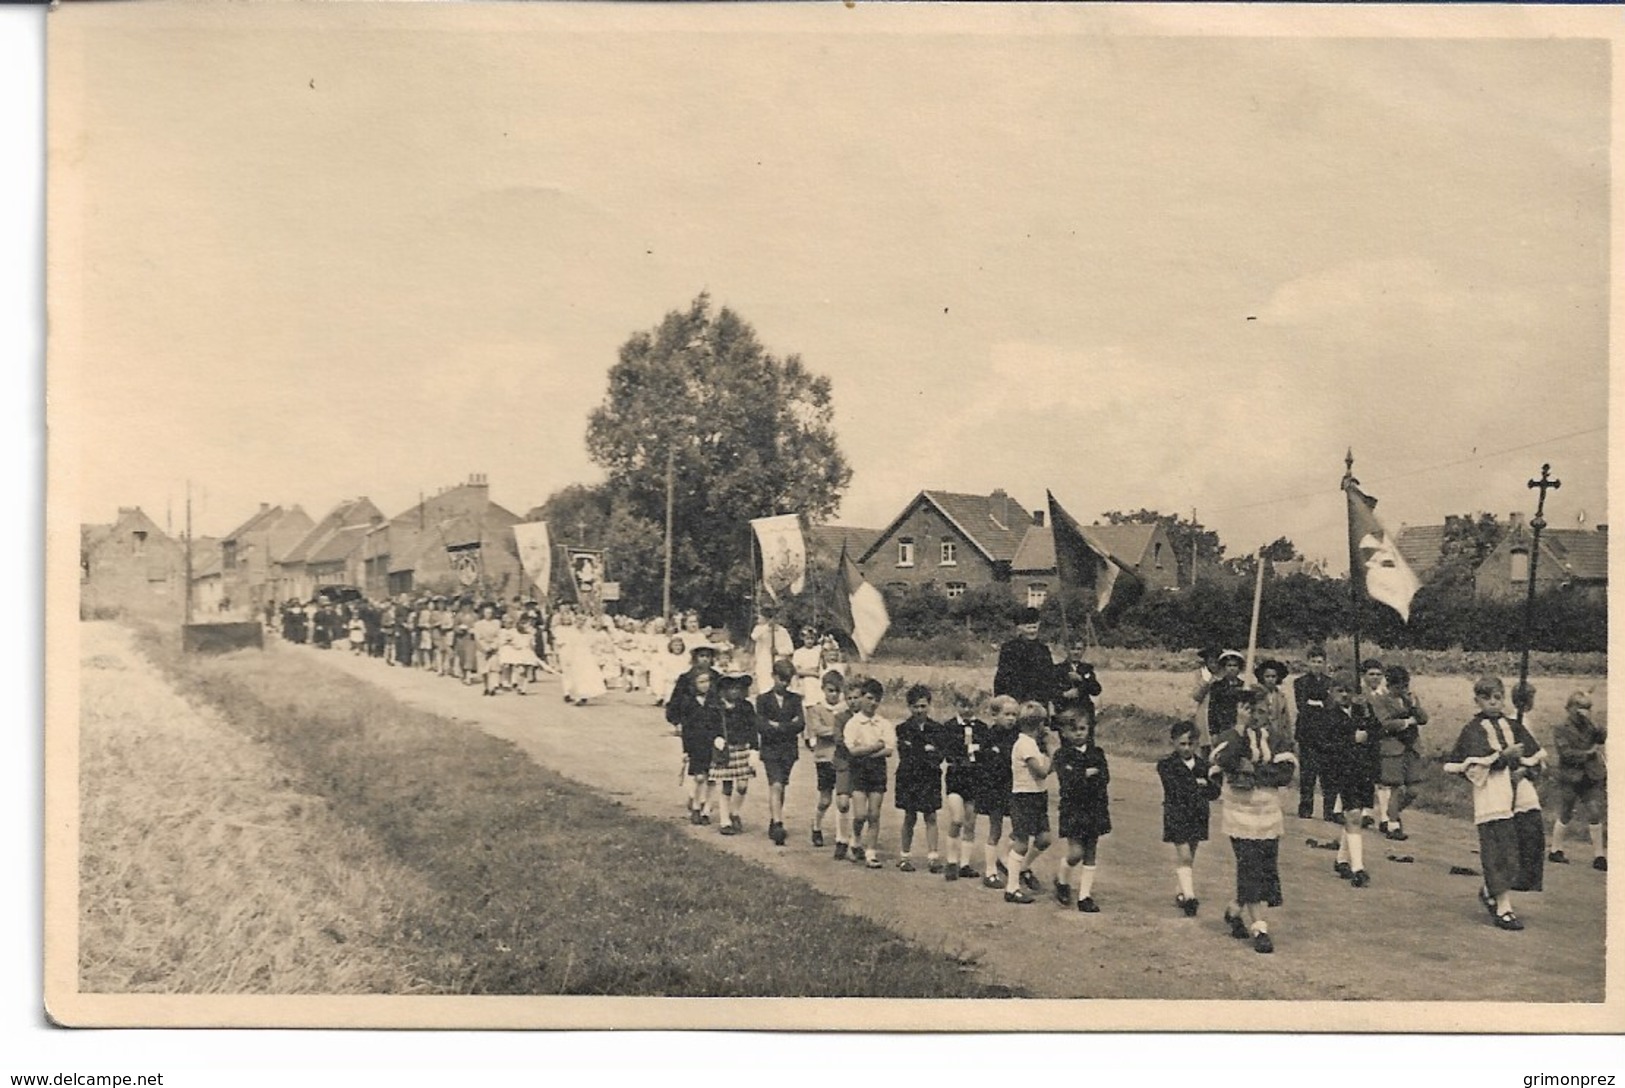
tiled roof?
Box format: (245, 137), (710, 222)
(309, 523), (369, 565)
(1542, 529), (1608, 581)
(920, 490), (1036, 563)
(283, 498), (382, 565)
(1009, 523), (1156, 574)
(1395, 524), (1447, 575)
(223, 504), (284, 542)
(807, 524), (882, 562)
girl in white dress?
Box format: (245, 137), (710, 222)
(559, 612), (608, 705)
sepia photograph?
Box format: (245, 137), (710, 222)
(42, 1), (1620, 1035)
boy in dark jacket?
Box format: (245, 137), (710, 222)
(755, 658), (806, 846)
(893, 684), (946, 872)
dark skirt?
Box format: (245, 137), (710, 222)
(681, 732), (716, 775)
(1480, 811), (1545, 897)
(1231, 837), (1283, 907)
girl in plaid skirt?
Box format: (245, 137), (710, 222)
(712, 674), (760, 835)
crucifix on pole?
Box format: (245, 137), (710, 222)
(1515, 463), (1560, 729)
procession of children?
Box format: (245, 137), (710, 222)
(662, 606), (1604, 953)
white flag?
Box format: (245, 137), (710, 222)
(512, 521), (553, 599)
(751, 513), (807, 599)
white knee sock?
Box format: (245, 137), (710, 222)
(1553, 820), (1569, 847)
(1058, 859), (1079, 888)
(1348, 832), (1365, 872)
(1005, 847), (1025, 891)
(985, 842), (1001, 873)
(1077, 865), (1097, 900)
(1176, 866), (1195, 900)
(1590, 825), (1606, 861)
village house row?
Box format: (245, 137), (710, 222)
(80, 477), (1608, 620)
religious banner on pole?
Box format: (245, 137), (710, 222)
(511, 521), (553, 599)
(1345, 480), (1420, 622)
(447, 543), (482, 588)
(751, 513), (807, 600)
(566, 548), (606, 608)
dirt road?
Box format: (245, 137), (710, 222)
(290, 642), (1606, 1004)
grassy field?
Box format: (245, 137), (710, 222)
(80, 627), (436, 993)
(116, 622), (1014, 997)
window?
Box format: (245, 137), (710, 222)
(945, 581), (967, 599)
(132, 530), (147, 554)
(1153, 542), (1164, 568)
(940, 540), (957, 566)
(1027, 583), (1048, 608)
(1510, 549), (1530, 584)
(886, 581), (909, 596)
(897, 538), (915, 567)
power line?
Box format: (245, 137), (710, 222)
(1204, 426), (1605, 515)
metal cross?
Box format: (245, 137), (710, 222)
(1527, 463), (1561, 533)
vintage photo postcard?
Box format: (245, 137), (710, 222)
(45, 1), (1621, 1031)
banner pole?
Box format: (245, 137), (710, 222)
(1244, 546), (1265, 680)
(1342, 449), (1362, 674)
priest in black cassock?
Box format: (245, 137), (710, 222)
(993, 607), (1058, 709)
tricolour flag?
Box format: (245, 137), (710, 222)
(751, 513), (807, 599)
(828, 540), (889, 661)
(1046, 491), (1145, 620)
(1345, 480), (1420, 622)
(512, 521), (553, 599)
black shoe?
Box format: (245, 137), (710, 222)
(1077, 897), (1100, 914)
(719, 824), (739, 836)
(1335, 861), (1353, 880)
(770, 822), (787, 847)
(1361, 815), (1375, 829)
(731, 815), (743, 833)
(1019, 869), (1039, 893)
(688, 809), (701, 825)
(897, 859), (916, 872)
(945, 865), (959, 882)
(1385, 828), (1409, 842)
(1594, 857), (1608, 872)
(1224, 909), (1249, 940)
(982, 873), (1004, 889)
(851, 845), (866, 864)
(927, 858), (945, 874)
(1253, 932), (1274, 954)
(1350, 870), (1370, 888)
(959, 865), (980, 880)
(811, 829), (825, 848)
(1053, 880), (1072, 905)
(1004, 889), (1036, 905)
(1494, 911), (1524, 932)
(1329, 812), (1346, 826)
(1548, 850), (1570, 864)
(1298, 806), (1313, 820)
(699, 813), (712, 826)
(1183, 897), (1200, 918)
(832, 842), (848, 861)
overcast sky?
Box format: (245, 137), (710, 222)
(59, 6), (1610, 570)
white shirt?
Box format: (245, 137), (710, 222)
(1011, 733), (1047, 793)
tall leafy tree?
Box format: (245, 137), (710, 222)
(586, 294), (851, 626)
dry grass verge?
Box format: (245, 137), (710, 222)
(79, 625), (436, 993)
(124, 622), (1012, 997)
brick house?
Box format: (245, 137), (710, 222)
(363, 475), (526, 600)
(1475, 516), (1607, 604)
(80, 506), (185, 618)
(220, 503), (316, 610)
(277, 497), (384, 600)
(1009, 519), (1181, 607)
(859, 489), (1181, 608)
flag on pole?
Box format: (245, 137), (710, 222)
(512, 521), (553, 598)
(751, 513), (807, 599)
(827, 540), (889, 661)
(1345, 480), (1420, 622)
(1046, 491), (1145, 620)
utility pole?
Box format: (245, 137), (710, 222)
(663, 446), (675, 621)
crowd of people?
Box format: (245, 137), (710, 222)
(660, 607), (1606, 953)
(275, 594), (1606, 952)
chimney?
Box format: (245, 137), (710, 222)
(1032, 509), (1045, 528)
(260, 503), (270, 512)
(1597, 524), (1607, 535)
